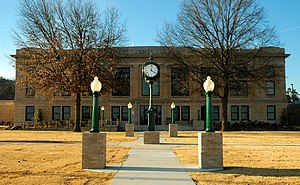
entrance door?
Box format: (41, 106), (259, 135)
(140, 105), (162, 125)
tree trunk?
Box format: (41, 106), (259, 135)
(73, 92), (82, 132)
(221, 83), (229, 131)
(221, 97), (228, 131)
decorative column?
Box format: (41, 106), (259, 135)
(126, 102), (134, 137)
(169, 102), (178, 137)
(198, 76), (223, 171)
(82, 76), (106, 169)
(101, 106), (105, 126)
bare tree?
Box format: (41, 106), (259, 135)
(13, 0), (128, 132)
(0, 77), (15, 100)
(286, 87), (299, 103)
(157, 0), (280, 130)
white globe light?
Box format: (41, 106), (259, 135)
(128, 102), (133, 109)
(203, 76), (215, 92)
(90, 76), (102, 93)
(171, 102), (176, 109)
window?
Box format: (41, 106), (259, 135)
(238, 67), (248, 78)
(171, 67), (189, 96)
(266, 81), (275, 95)
(52, 106), (61, 121)
(230, 81), (248, 96)
(197, 109), (201, 120)
(200, 67), (217, 76)
(82, 106), (91, 121)
(26, 87), (35, 96)
(62, 106), (71, 120)
(213, 106), (220, 121)
(112, 67), (130, 96)
(25, 106), (35, 121)
(174, 106), (180, 121)
(266, 66), (275, 77)
(140, 105), (162, 125)
(112, 106), (120, 121)
(121, 106), (128, 121)
(231, 106), (239, 121)
(241, 106), (249, 120)
(267, 105), (276, 120)
(181, 106), (190, 121)
(140, 105), (149, 125)
(142, 79), (160, 96)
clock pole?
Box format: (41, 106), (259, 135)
(148, 81), (155, 131)
(142, 54), (159, 132)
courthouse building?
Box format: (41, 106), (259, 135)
(12, 46), (289, 130)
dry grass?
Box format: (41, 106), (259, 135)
(0, 130), (136, 185)
(171, 131), (300, 185)
(1, 130), (300, 184)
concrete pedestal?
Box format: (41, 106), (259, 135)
(82, 132), (106, 169)
(169, 124), (178, 137)
(144, 131), (160, 144)
(126, 124), (134, 137)
(198, 132), (223, 171)
(193, 120), (205, 131)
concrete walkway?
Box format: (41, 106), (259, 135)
(109, 134), (196, 185)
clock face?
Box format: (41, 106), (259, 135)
(144, 64), (158, 77)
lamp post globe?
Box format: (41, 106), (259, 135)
(90, 76), (102, 133)
(128, 102), (132, 124)
(203, 76), (215, 132)
(203, 76), (215, 93)
(91, 76), (102, 93)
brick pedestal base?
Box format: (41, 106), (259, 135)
(125, 124), (134, 137)
(144, 131), (160, 144)
(169, 124), (178, 137)
(82, 132), (106, 169)
(198, 132), (223, 171)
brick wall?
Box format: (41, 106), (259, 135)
(0, 100), (14, 122)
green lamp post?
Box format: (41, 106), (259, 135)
(203, 76), (215, 132)
(171, 102), (176, 124)
(90, 76), (102, 133)
(127, 102), (132, 124)
(101, 106), (105, 125)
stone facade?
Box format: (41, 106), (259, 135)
(198, 132), (223, 170)
(125, 124), (134, 137)
(144, 131), (160, 144)
(169, 124), (178, 137)
(82, 132), (106, 169)
(12, 46), (289, 129)
(0, 100), (14, 122)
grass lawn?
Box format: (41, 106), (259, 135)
(169, 131), (300, 185)
(0, 130), (299, 184)
(0, 130), (137, 185)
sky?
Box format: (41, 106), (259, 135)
(0, 0), (299, 91)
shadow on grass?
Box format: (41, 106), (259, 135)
(159, 142), (197, 146)
(0, 140), (78, 144)
(215, 166), (300, 177)
(176, 135), (198, 138)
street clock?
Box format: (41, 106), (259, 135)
(142, 55), (160, 82)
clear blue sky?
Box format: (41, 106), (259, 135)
(0, 0), (299, 91)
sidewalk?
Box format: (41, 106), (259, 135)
(109, 134), (196, 185)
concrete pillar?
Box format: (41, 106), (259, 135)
(82, 132), (106, 169)
(126, 124), (134, 137)
(169, 124), (178, 137)
(144, 131), (160, 144)
(198, 131), (223, 171)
